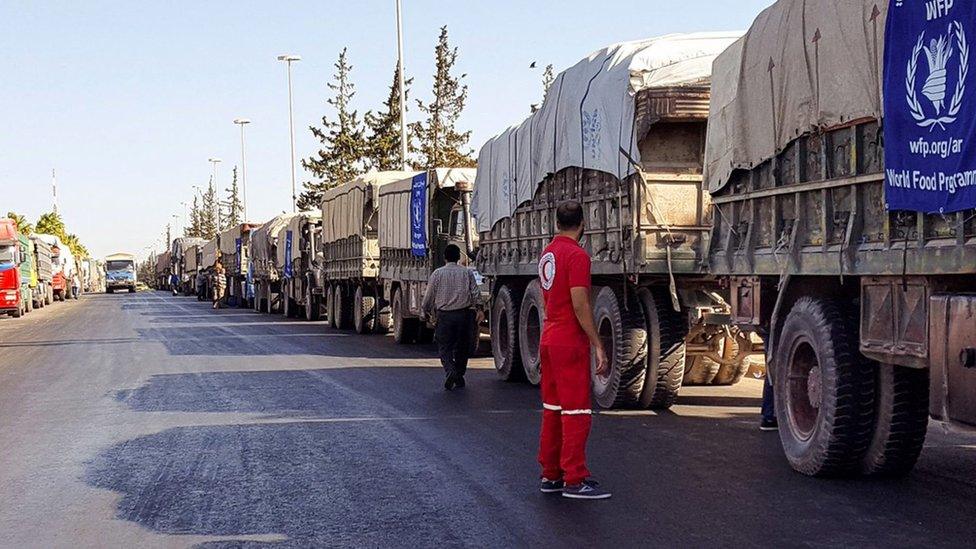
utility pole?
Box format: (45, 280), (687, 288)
(52, 169), (59, 214)
(395, 0), (408, 170)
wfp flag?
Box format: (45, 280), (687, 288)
(410, 172), (428, 257)
(884, 0), (976, 213)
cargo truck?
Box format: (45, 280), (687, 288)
(472, 33), (750, 410)
(155, 251), (171, 290)
(250, 214), (298, 313)
(105, 253), (137, 293)
(320, 171), (416, 332)
(184, 243), (203, 298)
(277, 212), (324, 320)
(34, 234), (71, 301)
(377, 168), (480, 343)
(0, 219), (30, 317)
(171, 237), (205, 295)
(197, 239), (219, 300)
(218, 223), (261, 307)
(31, 236), (54, 306)
(704, 0), (976, 477)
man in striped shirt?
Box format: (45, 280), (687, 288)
(421, 244), (482, 390)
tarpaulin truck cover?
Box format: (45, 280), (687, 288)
(472, 32), (741, 233)
(378, 168), (477, 250)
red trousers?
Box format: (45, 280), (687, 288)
(538, 343), (592, 485)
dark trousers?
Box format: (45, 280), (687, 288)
(435, 309), (475, 378)
(761, 375), (775, 422)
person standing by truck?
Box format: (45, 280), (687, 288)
(212, 262), (227, 309)
(421, 244), (482, 390)
(537, 200), (610, 500)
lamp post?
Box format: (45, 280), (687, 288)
(277, 54), (301, 212)
(208, 157), (222, 228)
(395, 0), (408, 170)
(233, 118), (251, 221)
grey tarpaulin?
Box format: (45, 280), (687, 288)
(704, 0), (888, 194)
(472, 32), (741, 233)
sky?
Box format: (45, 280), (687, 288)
(0, 0), (773, 260)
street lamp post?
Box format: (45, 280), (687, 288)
(277, 54), (301, 212)
(208, 157), (222, 228)
(233, 118), (251, 221)
(395, 0), (408, 170)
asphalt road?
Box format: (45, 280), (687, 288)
(1, 292), (975, 548)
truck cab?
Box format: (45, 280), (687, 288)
(0, 219), (29, 317)
(105, 253), (137, 293)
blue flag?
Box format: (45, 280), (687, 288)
(284, 230), (293, 278)
(410, 172), (428, 257)
(884, 0), (976, 213)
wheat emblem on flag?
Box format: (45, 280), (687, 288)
(906, 21), (969, 131)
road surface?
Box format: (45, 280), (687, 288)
(0, 292), (974, 548)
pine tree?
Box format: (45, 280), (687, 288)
(186, 195), (202, 238)
(201, 178), (218, 239)
(223, 166), (243, 229)
(364, 63), (413, 171)
(409, 26), (476, 169)
(300, 47), (367, 210)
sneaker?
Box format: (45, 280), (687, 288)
(562, 479), (611, 500)
(444, 375), (456, 391)
(760, 418), (778, 431)
(539, 478), (564, 493)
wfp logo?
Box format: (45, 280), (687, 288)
(906, 20), (969, 130)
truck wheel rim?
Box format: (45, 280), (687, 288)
(787, 339), (820, 441)
(592, 316), (615, 394)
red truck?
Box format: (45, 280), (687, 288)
(0, 219), (28, 317)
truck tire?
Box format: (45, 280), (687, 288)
(591, 286), (648, 409)
(392, 288), (417, 343)
(636, 287), (688, 409)
(518, 280), (544, 385)
(491, 284), (524, 381)
(305, 282), (321, 322)
(860, 365), (929, 477)
(353, 285), (376, 334)
(325, 284), (336, 327)
(12, 303), (22, 318)
(334, 285), (352, 330)
(774, 297), (875, 477)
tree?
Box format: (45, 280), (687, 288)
(364, 63), (413, 171)
(35, 212), (66, 239)
(300, 47), (367, 210)
(409, 26), (476, 169)
(223, 166), (243, 229)
(35, 211), (88, 258)
(186, 195), (202, 238)
(201, 178), (218, 240)
(6, 212), (33, 236)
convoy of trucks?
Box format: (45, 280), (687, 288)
(119, 0), (976, 480)
(0, 219), (105, 317)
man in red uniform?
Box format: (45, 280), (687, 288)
(537, 200), (611, 500)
